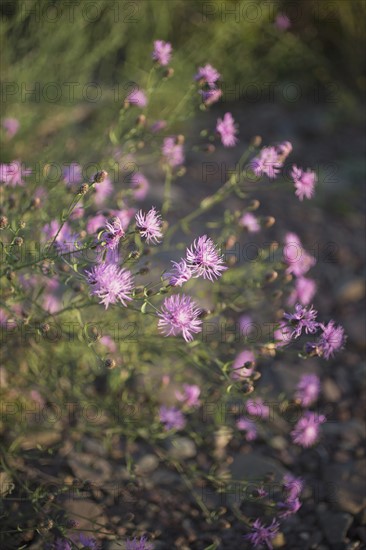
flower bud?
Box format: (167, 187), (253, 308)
(104, 359), (116, 369)
(19, 220), (26, 229)
(136, 114), (146, 127)
(31, 197), (41, 208)
(78, 183), (89, 195)
(248, 199), (260, 211)
(93, 170), (108, 183)
(14, 237), (23, 247)
(164, 67), (174, 79)
(251, 135), (262, 147)
(0, 215), (8, 229)
(265, 271), (278, 283)
(262, 216), (276, 228)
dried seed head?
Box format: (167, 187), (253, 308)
(18, 219), (26, 229)
(104, 359), (116, 369)
(78, 183), (89, 195)
(14, 236), (23, 247)
(93, 170), (108, 183)
(0, 215), (8, 229)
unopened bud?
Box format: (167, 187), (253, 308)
(262, 216), (275, 228)
(6, 270), (15, 281)
(177, 134), (185, 145)
(139, 266), (150, 275)
(93, 170), (108, 183)
(19, 220), (26, 229)
(265, 271), (278, 283)
(41, 323), (50, 334)
(248, 199), (260, 211)
(0, 215), (8, 229)
(204, 144), (215, 153)
(251, 135), (262, 147)
(136, 114), (146, 127)
(164, 67), (174, 79)
(31, 197), (41, 208)
(242, 382), (255, 395)
(78, 183), (89, 195)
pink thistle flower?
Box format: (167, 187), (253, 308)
(283, 232), (316, 277)
(152, 40), (172, 66)
(231, 350), (255, 380)
(282, 474), (303, 500)
(131, 172), (149, 201)
(127, 89), (148, 107)
(291, 165), (317, 201)
(175, 384), (201, 408)
(186, 235), (227, 282)
(195, 64), (221, 87)
(316, 320), (346, 359)
(103, 216), (125, 250)
(159, 406), (186, 431)
(277, 497), (301, 518)
(287, 276), (317, 307)
(158, 294), (202, 342)
(199, 88), (222, 106)
(216, 112), (238, 147)
(164, 258), (193, 287)
(0, 160), (32, 186)
(63, 162), (82, 186)
(291, 411), (326, 447)
(295, 374), (321, 407)
(246, 398), (270, 419)
(87, 214), (108, 234)
(239, 212), (260, 233)
(276, 140), (293, 160)
(244, 518), (280, 549)
(250, 146), (283, 179)
(135, 207), (163, 244)
(85, 263), (134, 309)
(236, 417), (257, 441)
(2, 117), (20, 138)
(162, 136), (185, 167)
(275, 13), (291, 31)
(283, 303), (319, 338)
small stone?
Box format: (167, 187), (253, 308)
(135, 454), (159, 474)
(319, 511), (353, 544)
(166, 437), (196, 459)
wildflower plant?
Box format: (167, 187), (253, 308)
(0, 38), (347, 549)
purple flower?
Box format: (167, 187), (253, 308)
(244, 518), (280, 549)
(162, 136), (185, 167)
(275, 13), (291, 31)
(276, 140), (292, 160)
(52, 539), (71, 550)
(158, 294), (202, 342)
(283, 233), (316, 277)
(0, 160), (32, 186)
(94, 176), (113, 206)
(291, 165), (317, 201)
(295, 374), (321, 407)
(164, 258), (193, 287)
(288, 276), (317, 307)
(2, 117), (20, 138)
(85, 263), (134, 309)
(199, 88), (222, 106)
(43, 220), (80, 254)
(63, 162), (82, 186)
(231, 350), (255, 380)
(159, 406), (186, 431)
(291, 411), (326, 447)
(103, 216), (125, 250)
(150, 120), (167, 133)
(195, 64), (221, 87)
(87, 214), (107, 234)
(175, 384), (201, 408)
(250, 146), (283, 179)
(186, 235), (227, 282)
(274, 321), (293, 347)
(152, 40), (172, 66)
(316, 320), (346, 359)
(77, 533), (99, 549)
(283, 304), (319, 338)
(246, 398), (270, 419)
(126, 536), (153, 550)
(277, 497), (301, 518)
(216, 112), (238, 147)
(239, 212), (260, 233)
(127, 89), (148, 107)
(135, 207), (163, 244)
(282, 474), (303, 500)
(131, 172), (149, 201)
(236, 417), (257, 441)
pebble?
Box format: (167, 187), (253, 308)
(166, 436), (196, 459)
(319, 510), (353, 544)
